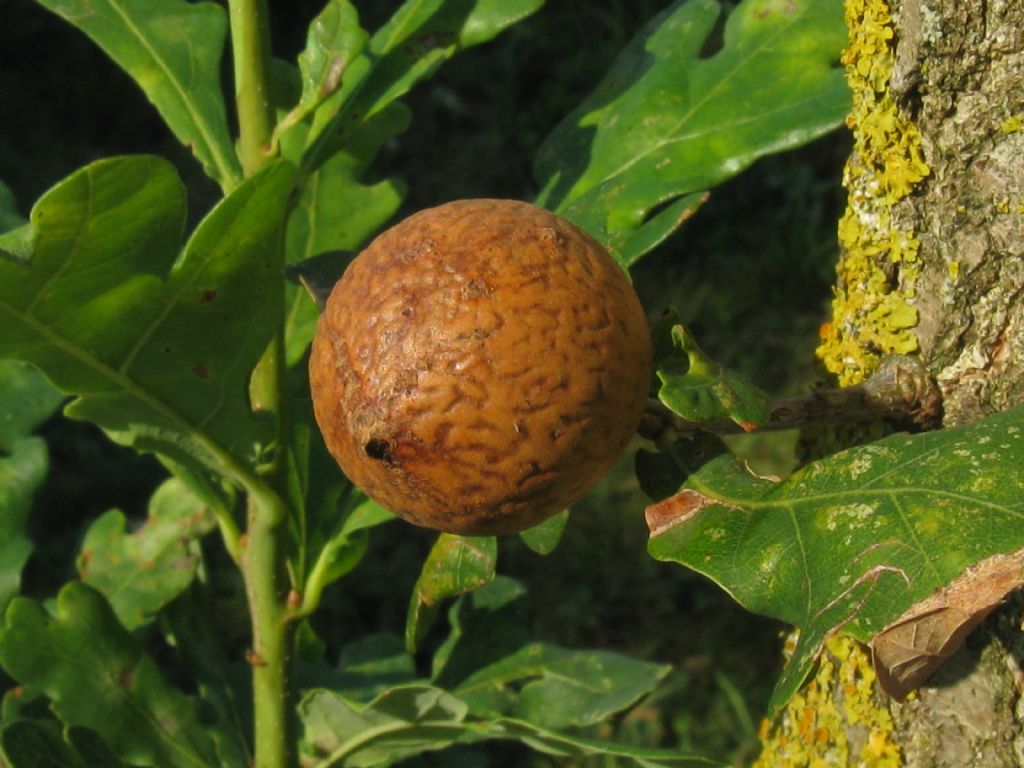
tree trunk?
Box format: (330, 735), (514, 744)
(757, 0), (1024, 764)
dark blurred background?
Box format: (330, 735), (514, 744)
(0, 1), (849, 763)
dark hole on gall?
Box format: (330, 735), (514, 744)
(365, 438), (394, 464)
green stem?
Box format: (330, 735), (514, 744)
(228, 2), (296, 767)
(242, 492), (296, 768)
(229, 0), (276, 176)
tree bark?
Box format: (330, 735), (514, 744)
(758, 0), (1024, 764)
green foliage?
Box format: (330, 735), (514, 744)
(77, 478), (215, 629)
(649, 405), (1024, 714)
(0, 157), (295, 507)
(32, 0), (242, 190)
(0, 582), (227, 767)
(9, 0), (998, 766)
(536, 0), (848, 265)
(0, 361), (62, 615)
(654, 319), (771, 430)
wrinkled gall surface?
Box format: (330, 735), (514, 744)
(309, 199), (652, 535)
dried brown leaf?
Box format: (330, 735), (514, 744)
(869, 550), (1024, 700)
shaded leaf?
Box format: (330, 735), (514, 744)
(647, 405), (1024, 713)
(635, 432), (727, 502)
(77, 478), (215, 629)
(334, 633), (418, 702)
(0, 156), (296, 493)
(0, 582), (222, 767)
(0, 360), (64, 452)
(0, 360), (62, 614)
(450, 643), (670, 730)
(406, 534), (496, 652)
(0, 180), (22, 231)
(431, 576), (532, 685)
(298, 684), (722, 768)
(303, 0), (544, 172)
(656, 324), (770, 430)
(870, 550), (1024, 701)
(431, 578), (668, 730)
(0, 720), (86, 768)
(33, 0), (241, 189)
(536, 0), (848, 265)
(518, 511), (569, 555)
(0, 438), (49, 615)
(300, 684), (470, 768)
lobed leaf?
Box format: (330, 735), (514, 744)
(0, 360), (63, 615)
(0, 582), (223, 767)
(0, 156), (296, 494)
(535, 0), (848, 266)
(33, 0), (241, 189)
(302, 0), (545, 173)
(281, 104), (408, 365)
(298, 683), (722, 768)
(77, 478), (215, 629)
(647, 405), (1024, 713)
(448, 643), (670, 730)
(656, 323), (771, 430)
(0, 720), (86, 768)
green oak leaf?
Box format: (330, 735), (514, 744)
(536, 0), (848, 265)
(448, 643), (670, 730)
(647, 404), (1024, 714)
(302, 0), (545, 172)
(33, 0), (241, 190)
(299, 684), (471, 768)
(0, 720), (87, 768)
(656, 323), (771, 430)
(288, 0), (369, 130)
(0, 156), (296, 495)
(431, 577), (669, 729)
(281, 103), (408, 365)
(298, 684), (723, 768)
(406, 534), (497, 652)
(518, 510), (569, 555)
(0, 360), (63, 614)
(0, 438), (48, 616)
(77, 478), (215, 629)
(0, 582), (223, 767)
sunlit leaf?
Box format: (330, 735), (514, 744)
(656, 323), (770, 430)
(33, 0), (242, 189)
(0, 582), (223, 767)
(647, 405), (1024, 713)
(536, 0), (847, 265)
(281, 104), (408, 365)
(77, 478), (215, 629)
(406, 534), (496, 652)
(303, 0), (545, 172)
(0, 156), (296, 493)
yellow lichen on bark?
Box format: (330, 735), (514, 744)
(754, 635), (902, 767)
(756, 1), (929, 762)
(816, 0), (929, 386)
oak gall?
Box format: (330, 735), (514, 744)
(309, 199), (652, 535)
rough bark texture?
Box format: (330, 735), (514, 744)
(897, 0), (1024, 426)
(758, 0), (1024, 764)
(887, 1), (1024, 762)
